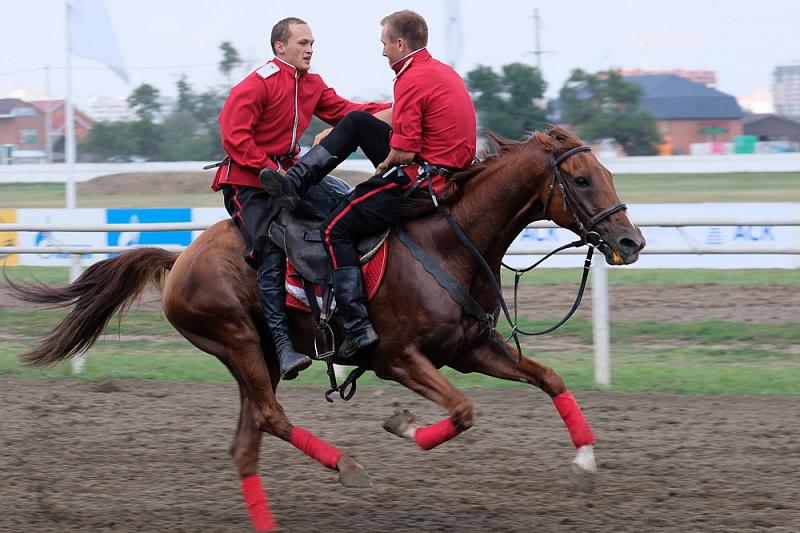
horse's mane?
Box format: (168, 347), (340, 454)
(405, 126), (583, 217)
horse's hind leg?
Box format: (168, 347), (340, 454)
(230, 392), (276, 532)
(376, 346), (474, 450)
(448, 334), (597, 480)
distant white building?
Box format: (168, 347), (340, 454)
(80, 95), (176, 124)
(737, 88), (774, 115)
(773, 65), (800, 117)
(80, 96), (137, 123)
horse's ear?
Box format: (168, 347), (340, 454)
(533, 130), (555, 151)
(483, 131), (520, 154)
(545, 126), (581, 145)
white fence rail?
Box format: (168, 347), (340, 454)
(3, 215), (799, 386)
(3, 153), (800, 184)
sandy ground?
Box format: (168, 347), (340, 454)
(1, 379), (798, 532)
(3, 282), (799, 325)
(3, 171), (799, 531)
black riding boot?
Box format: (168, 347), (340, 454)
(332, 266), (379, 358)
(257, 250), (312, 380)
(259, 145), (338, 212)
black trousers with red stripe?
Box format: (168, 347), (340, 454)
(319, 110), (392, 168)
(321, 173), (428, 269)
(222, 184), (282, 268)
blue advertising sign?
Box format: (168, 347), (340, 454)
(107, 208), (192, 247)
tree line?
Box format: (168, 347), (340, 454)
(81, 43), (662, 161)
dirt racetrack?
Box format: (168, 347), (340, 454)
(3, 282), (799, 325)
(1, 378), (798, 532)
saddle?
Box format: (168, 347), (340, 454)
(268, 175), (389, 295)
(268, 175), (389, 402)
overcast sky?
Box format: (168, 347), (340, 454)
(2, 0), (798, 105)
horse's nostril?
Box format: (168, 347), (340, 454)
(619, 237), (642, 254)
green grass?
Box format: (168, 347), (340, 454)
(0, 183), (218, 208)
(1, 306), (798, 395)
(76, 193), (219, 208)
(0, 309), (176, 338)
(2, 342), (797, 396)
(1, 266), (70, 285)
(3, 266), (797, 289)
(0, 183), (68, 208)
(612, 172), (800, 203)
(2, 172), (800, 207)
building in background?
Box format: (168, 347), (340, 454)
(773, 64), (800, 117)
(0, 98), (94, 164)
(80, 95), (137, 122)
(736, 87), (774, 115)
(624, 75), (743, 155)
(743, 114), (800, 152)
(621, 69), (717, 88)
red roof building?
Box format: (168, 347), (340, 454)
(0, 98), (94, 163)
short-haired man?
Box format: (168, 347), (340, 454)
(260, 10), (477, 358)
(212, 17), (390, 379)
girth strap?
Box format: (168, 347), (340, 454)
(395, 227), (494, 340)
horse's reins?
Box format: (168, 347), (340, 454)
(333, 145), (627, 399)
(442, 145), (627, 364)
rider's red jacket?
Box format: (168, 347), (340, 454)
(389, 48), (477, 189)
(212, 58), (391, 191)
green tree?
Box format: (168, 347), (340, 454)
(559, 69), (662, 156)
(465, 62), (548, 140)
(126, 83), (161, 122)
(129, 119), (162, 160)
(176, 75), (195, 113)
(219, 41), (242, 84)
(156, 111), (219, 161)
(80, 121), (137, 160)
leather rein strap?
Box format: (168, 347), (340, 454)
(395, 145), (624, 365)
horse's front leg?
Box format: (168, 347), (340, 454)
(376, 346), (474, 450)
(447, 334), (598, 481)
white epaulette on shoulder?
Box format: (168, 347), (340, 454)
(256, 62), (280, 79)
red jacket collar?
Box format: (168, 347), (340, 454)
(391, 48), (431, 75)
(272, 57), (306, 78)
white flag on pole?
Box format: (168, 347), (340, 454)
(67, 0), (129, 83)
(446, 0), (463, 69)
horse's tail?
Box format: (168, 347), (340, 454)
(7, 248), (179, 366)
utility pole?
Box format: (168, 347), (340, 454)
(533, 8), (542, 70)
(526, 8), (552, 72)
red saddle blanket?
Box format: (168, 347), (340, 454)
(285, 240), (389, 312)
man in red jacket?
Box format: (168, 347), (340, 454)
(260, 10), (477, 358)
(213, 17), (390, 380)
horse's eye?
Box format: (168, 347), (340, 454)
(574, 176), (591, 188)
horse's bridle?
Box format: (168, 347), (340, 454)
(542, 145), (627, 247)
(390, 144), (634, 369)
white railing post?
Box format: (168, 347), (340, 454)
(591, 258), (610, 387)
(69, 254), (85, 374)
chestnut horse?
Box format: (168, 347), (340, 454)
(12, 127), (644, 531)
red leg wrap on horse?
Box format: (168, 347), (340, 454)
(240, 475), (277, 532)
(414, 417), (463, 450)
(553, 391), (596, 447)
(290, 426), (342, 470)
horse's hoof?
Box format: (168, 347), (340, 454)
(336, 455), (372, 488)
(383, 409), (417, 439)
(568, 444), (597, 492)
